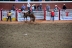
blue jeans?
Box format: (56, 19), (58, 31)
(51, 16), (54, 21)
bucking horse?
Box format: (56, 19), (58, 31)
(23, 11), (36, 22)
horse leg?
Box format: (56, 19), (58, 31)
(24, 17), (25, 21)
(24, 17), (25, 22)
(26, 17), (27, 22)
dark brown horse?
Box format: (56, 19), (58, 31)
(23, 12), (35, 22)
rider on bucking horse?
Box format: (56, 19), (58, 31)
(28, 6), (33, 14)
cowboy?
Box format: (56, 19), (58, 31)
(27, 3), (31, 10)
(28, 5), (33, 14)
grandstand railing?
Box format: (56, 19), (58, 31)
(60, 9), (72, 20)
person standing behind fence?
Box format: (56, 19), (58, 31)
(62, 4), (67, 11)
(39, 4), (42, 11)
(37, 5), (40, 11)
(51, 11), (55, 21)
(46, 4), (50, 12)
(37, 4), (42, 11)
(34, 4), (36, 11)
(54, 5), (58, 12)
(21, 4), (26, 11)
(32, 5), (34, 11)
(7, 11), (12, 22)
(11, 5), (15, 11)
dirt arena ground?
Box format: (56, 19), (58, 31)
(0, 20), (72, 48)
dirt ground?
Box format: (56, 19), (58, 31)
(0, 20), (72, 48)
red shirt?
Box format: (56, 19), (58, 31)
(51, 11), (55, 16)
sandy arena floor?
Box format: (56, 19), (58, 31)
(0, 20), (72, 48)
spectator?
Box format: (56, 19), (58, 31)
(33, 4), (36, 11)
(37, 5), (40, 11)
(39, 3), (42, 11)
(21, 4), (26, 11)
(62, 4), (67, 11)
(7, 10), (12, 22)
(32, 5), (34, 11)
(46, 4), (50, 11)
(54, 5), (58, 12)
(27, 3), (31, 10)
(11, 5), (15, 11)
(37, 4), (42, 11)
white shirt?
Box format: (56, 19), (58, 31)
(32, 6), (34, 10)
(27, 4), (31, 7)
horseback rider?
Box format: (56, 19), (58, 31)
(28, 5), (33, 14)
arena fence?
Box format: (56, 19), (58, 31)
(46, 11), (59, 20)
(0, 9), (72, 21)
(60, 9), (72, 20)
(17, 11), (44, 21)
